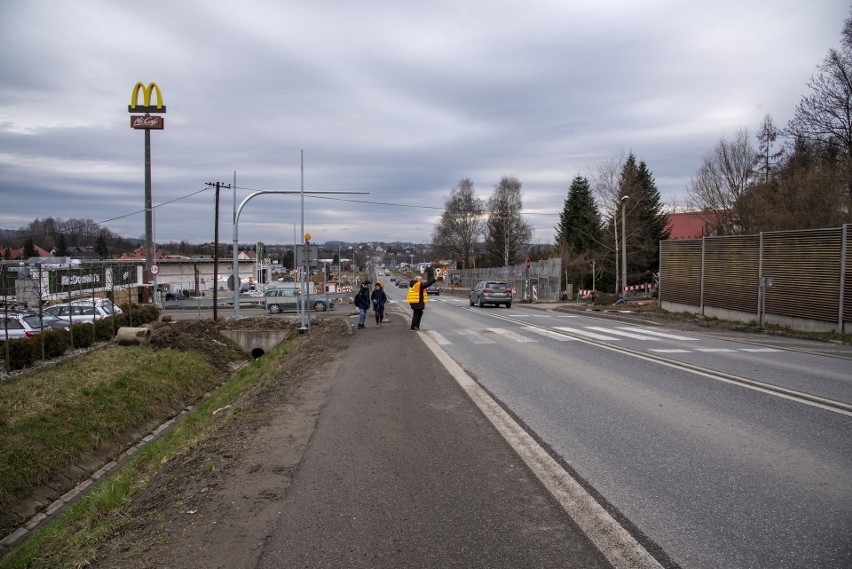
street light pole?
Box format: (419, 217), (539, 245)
(621, 195), (629, 296)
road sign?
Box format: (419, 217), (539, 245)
(525, 257), (531, 270)
(149, 263), (160, 276)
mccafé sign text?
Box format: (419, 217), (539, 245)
(130, 115), (164, 129)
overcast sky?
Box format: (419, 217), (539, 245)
(0, 0), (848, 248)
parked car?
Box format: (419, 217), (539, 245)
(264, 288), (335, 314)
(24, 313), (71, 331)
(426, 282), (440, 296)
(0, 313), (43, 344)
(469, 280), (513, 308)
(44, 300), (115, 323)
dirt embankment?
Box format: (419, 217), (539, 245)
(90, 317), (352, 569)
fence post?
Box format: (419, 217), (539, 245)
(700, 237), (705, 315)
(839, 224), (848, 335)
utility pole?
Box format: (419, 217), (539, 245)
(207, 181), (232, 321)
(621, 195), (629, 297)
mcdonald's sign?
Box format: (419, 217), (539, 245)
(128, 82), (166, 113)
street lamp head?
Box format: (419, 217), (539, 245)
(621, 195), (629, 202)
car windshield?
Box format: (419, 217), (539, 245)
(486, 283), (509, 290)
(24, 316), (47, 327)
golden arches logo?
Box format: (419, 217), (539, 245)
(128, 82), (166, 113)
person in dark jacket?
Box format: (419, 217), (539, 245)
(407, 275), (436, 331)
(354, 282), (371, 329)
(371, 282), (388, 328)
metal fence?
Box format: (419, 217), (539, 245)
(659, 225), (851, 333)
(1, 259), (144, 310)
(446, 257), (563, 303)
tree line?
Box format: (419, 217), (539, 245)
(433, 11), (852, 297)
(686, 15), (852, 234)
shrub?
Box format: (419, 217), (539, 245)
(42, 329), (70, 359)
(6, 337), (38, 370)
(70, 323), (95, 348)
(94, 318), (115, 342)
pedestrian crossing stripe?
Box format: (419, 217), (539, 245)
(456, 329), (496, 344)
(487, 328), (537, 343)
(426, 325), (785, 355)
(426, 331), (452, 345)
(617, 327), (698, 341)
(586, 327), (659, 341)
(554, 326), (620, 341)
(522, 326), (574, 341)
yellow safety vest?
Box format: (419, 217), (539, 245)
(407, 282), (428, 304)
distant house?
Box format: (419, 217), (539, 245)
(119, 247), (167, 260)
(0, 247), (21, 260)
(665, 211), (721, 240)
(65, 246), (101, 260)
(238, 250), (257, 261)
(0, 245), (53, 260)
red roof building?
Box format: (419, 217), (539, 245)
(665, 211), (721, 240)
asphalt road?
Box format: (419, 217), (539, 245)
(388, 286), (852, 569)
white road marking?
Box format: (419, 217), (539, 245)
(487, 328), (537, 343)
(649, 349), (691, 354)
(456, 329), (496, 344)
(522, 326), (574, 341)
(555, 326), (620, 341)
(617, 327), (699, 341)
(741, 348), (782, 353)
(695, 348), (736, 353)
(426, 331), (452, 345)
(587, 327), (659, 341)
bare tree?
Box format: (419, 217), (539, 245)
(484, 176), (533, 267)
(686, 129), (758, 235)
(592, 148), (626, 220)
(431, 178), (485, 270)
(787, 14), (852, 156)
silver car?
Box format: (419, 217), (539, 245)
(469, 280), (513, 308)
(264, 288), (335, 314)
(1, 313), (42, 344)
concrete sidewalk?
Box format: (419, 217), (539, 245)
(254, 306), (612, 568)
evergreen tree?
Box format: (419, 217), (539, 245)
(23, 238), (37, 259)
(555, 175), (603, 255)
(95, 231), (109, 259)
(619, 156), (670, 286)
(54, 233), (69, 257)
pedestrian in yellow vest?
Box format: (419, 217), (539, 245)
(407, 275), (436, 331)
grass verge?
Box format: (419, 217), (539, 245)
(0, 337), (297, 569)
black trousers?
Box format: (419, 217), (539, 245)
(411, 307), (424, 329)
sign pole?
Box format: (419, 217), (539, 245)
(129, 82), (166, 304)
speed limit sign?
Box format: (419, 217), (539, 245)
(149, 263), (160, 276)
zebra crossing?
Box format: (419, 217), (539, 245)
(423, 324), (782, 355)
